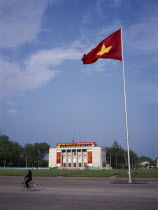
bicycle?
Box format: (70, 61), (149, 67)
(18, 180), (36, 191)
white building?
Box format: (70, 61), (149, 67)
(49, 141), (106, 168)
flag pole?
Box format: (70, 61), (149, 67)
(120, 26), (132, 183)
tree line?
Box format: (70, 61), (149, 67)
(0, 134), (50, 167)
(0, 133), (157, 168)
(106, 140), (157, 169)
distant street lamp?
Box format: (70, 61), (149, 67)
(26, 155), (28, 168)
(110, 154), (111, 167)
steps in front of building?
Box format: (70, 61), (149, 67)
(53, 167), (85, 170)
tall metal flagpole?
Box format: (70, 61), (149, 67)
(120, 26), (132, 183)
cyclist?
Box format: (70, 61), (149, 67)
(24, 170), (32, 189)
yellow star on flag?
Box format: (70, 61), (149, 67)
(97, 44), (112, 56)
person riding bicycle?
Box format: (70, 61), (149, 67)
(24, 170), (32, 189)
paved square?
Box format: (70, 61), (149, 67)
(0, 177), (158, 210)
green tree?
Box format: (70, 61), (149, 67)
(23, 144), (35, 167)
(106, 141), (126, 169)
(0, 135), (12, 167)
(23, 142), (50, 167)
(33, 142), (50, 167)
(9, 141), (23, 166)
(0, 133), (50, 167)
(106, 141), (139, 169)
(125, 150), (138, 169)
(0, 134), (22, 167)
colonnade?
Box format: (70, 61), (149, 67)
(60, 149), (89, 167)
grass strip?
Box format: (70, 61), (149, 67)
(0, 169), (157, 178)
(0, 169), (125, 177)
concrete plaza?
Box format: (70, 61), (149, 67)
(0, 176), (157, 210)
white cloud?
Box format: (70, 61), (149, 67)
(96, 0), (123, 17)
(124, 5), (158, 56)
(0, 0), (48, 48)
(7, 108), (17, 116)
(0, 47), (82, 99)
(6, 100), (17, 107)
(81, 14), (91, 25)
(26, 48), (82, 68)
(125, 18), (158, 55)
(97, 0), (123, 8)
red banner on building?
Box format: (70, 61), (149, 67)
(88, 151), (92, 163)
(56, 152), (61, 163)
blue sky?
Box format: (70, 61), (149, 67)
(0, 0), (157, 159)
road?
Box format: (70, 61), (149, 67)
(0, 176), (158, 210)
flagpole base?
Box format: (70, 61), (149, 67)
(111, 180), (150, 184)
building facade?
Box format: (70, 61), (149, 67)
(49, 142), (106, 168)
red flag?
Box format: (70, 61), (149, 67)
(81, 29), (122, 64)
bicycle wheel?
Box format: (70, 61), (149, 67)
(30, 183), (36, 191)
(18, 182), (25, 191)
(29, 182), (36, 191)
(32, 183), (36, 191)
